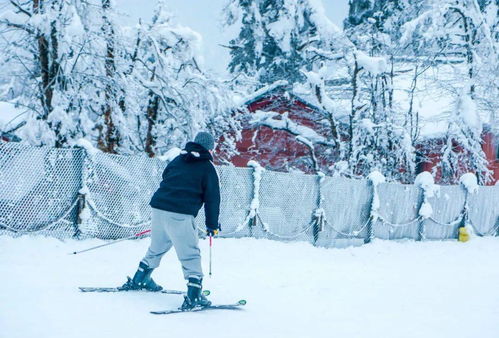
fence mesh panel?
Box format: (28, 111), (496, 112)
(78, 152), (165, 239)
(422, 185), (465, 240)
(257, 170), (318, 242)
(375, 183), (422, 240)
(320, 177), (371, 244)
(194, 166), (254, 238)
(468, 186), (499, 236)
(1, 142), (498, 245)
(0, 143), (82, 238)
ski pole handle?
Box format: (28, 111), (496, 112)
(69, 229), (151, 255)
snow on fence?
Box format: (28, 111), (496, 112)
(0, 142), (498, 247)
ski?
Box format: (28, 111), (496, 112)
(150, 299), (247, 315)
(79, 287), (210, 296)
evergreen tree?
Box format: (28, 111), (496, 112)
(223, 0), (338, 86)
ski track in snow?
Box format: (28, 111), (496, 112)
(1, 236), (499, 338)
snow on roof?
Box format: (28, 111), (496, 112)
(242, 80), (332, 118)
(0, 102), (27, 132)
(240, 80), (289, 106)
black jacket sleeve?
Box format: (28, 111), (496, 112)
(202, 163), (221, 230)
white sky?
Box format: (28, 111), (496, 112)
(114, 0), (350, 76)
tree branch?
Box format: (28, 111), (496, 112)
(10, 1), (32, 17)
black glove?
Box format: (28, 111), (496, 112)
(206, 223), (221, 236)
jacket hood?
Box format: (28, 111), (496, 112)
(181, 142), (213, 162)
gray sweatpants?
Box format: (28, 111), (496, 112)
(141, 208), (203, 280)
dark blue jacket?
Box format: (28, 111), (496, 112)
(150, 142), (220, 230)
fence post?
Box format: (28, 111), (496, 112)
(416, 188), (425, 241)
(312, 172), (325, 246)
(73, 147), (93, 239)
(71, 148), (87, 238)
(247, 161), (264, 237)
(365, 171), (386, 243)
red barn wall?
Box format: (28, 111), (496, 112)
(226, 93), (327, 173)
(219, 90), (498, 185)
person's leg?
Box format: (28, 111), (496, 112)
(121, 208), (172, 291)
(163, 212), (210, 308)
(141, 208), (173, 268)
(163, 212), (203, 280)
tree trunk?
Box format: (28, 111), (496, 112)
(349, 55), (361, 159)
(98, 0), (119, 153)
(145, 92), (159, 157)
(34, 0), (52, 118)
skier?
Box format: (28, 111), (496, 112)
(120, 131), (221, 310)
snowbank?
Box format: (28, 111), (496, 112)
(3, 236), (498, 338)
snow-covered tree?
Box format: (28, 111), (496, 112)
(223, 0), (344, 87)
(402, 0), (497, 183)
(342, 1), (417, 181)
(0, 0), (90, 147)
(0, 1), (239, 156)
(124, 2), (239, 158)
(224, 0), (352, 174)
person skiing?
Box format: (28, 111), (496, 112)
(120, 131), (221, 310)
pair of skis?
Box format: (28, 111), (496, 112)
(79, 286), (246, 315)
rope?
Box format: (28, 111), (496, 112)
(428, 213), (464, 227)
(0, 198), (79, 233)
(464, 219), (499, 237)
(377, 215), (422, 227)
(324, 217), (371, 237)
(258, 213), (315, 239)
(85, 199), (151, 228)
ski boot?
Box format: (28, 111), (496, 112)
(119, 262), (163, 291)
(180, 277), (211, 310)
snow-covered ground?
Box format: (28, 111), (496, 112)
(1, 236), (498, 338)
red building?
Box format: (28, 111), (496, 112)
(218, 84), (499, 185)
(219, 83), (333, 173)
(417, 126), (498, 185)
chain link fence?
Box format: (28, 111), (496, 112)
(1, 142), (498, 246)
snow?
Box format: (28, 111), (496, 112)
(267, 14), (293, 53)
(238, 80), (288, 106)
(460, 173), (479, 194)
(456, 93), (482, 135)
(250, 110), (329, 145)
(75, 138), (100, 157)
(360, 118), (378, 134)
(415, 171), (440, 198)
(157, 147), (182, 162)
(368, 170), (386, 186)
(418, 202), (433, 219)
(1, 235), (499, 338)
(247, 160), (264, 218)
(0, 102), (26, 131)
(356, 51), (389, 75)
(368, 171), (386, 218)
(415, 171), (440, 219)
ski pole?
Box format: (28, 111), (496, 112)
(69, 229), (151, 255)
(209, 235), (213, 277)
